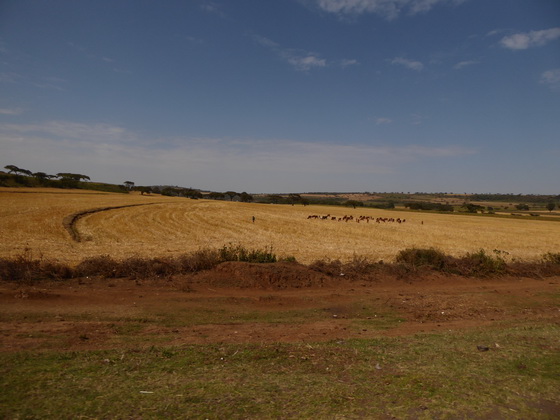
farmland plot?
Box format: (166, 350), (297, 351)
(1, 188), (559, 264)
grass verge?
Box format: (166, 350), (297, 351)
(1, 322), (558, 419)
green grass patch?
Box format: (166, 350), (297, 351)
(2, 322), (558, 419)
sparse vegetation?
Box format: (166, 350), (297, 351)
(3, 246), (560, 283)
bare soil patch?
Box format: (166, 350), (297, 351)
(1, 263), (558, 352)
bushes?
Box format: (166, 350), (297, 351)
(1, 246), (560, 283)
(542, 252), (560, 265)
(0, 251), (72, 283)
(395, 247), (508, 276)
(0, 245), (280, 282)
(218, 244), (277, 263)
(395, 248), (448, 270)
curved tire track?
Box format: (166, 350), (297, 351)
(63, 203), (162, 242)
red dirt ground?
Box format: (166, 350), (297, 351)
(1, 262), (559, 352)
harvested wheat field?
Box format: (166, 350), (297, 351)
(1, 187), (559, 264)
(2, 187), (560, 419)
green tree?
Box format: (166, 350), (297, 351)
(4, 165), (20, 174)
(4, 165), (32, 176)
(57, 173), (90, 182)
(287, 194), (302, 206)
(208, 192), (225, 200)
(345, 200), (363, 209)
(224, 191), (238, 201)
(547, 201), (556, 212)
(123, 181), (135, 190)
(266, 194), (284, 204)
(136, 186), (152, 195)
(239, 192), (253, 202)
(56, 173), (90, 188)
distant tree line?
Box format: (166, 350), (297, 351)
(404, 202), (454, 212)
(1, 164), (96, 189)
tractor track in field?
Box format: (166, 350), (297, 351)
(63, 203), (163, 242)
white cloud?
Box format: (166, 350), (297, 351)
(0, 120), (476, 191)
(390, 57), (424, 71)
(0, 107), (23, 115)
(454, 60), (478, 70)
(500, 27), (560, 50)
(255, 35), (332, 72)
(375, 117), (392, 125)
(486, 29), (503, 37)
(200, 1), (225, 16)
(340, 58), (359, 67)
(286, 54), (327, 71)
(0, 121), (134, 143)
(313, 0), (465, 20)
(540, 69), (560, 90)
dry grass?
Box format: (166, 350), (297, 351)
(1, 187), (559, 265)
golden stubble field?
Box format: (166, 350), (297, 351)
(1, 187), (559, 265)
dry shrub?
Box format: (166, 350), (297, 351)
(308, 258), (344, 276)
(395, 248), (449, 270)
(3, 246), (560, 283)
(177, 248), (221, 272)
(452, 250), (507, 277)
(0, 252), (72, 283)
(542, 252), (560, 265)
(218, 244), (277, 263)
(74, 255), (120, 278)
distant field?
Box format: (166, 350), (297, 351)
(1, 187), (559, 264)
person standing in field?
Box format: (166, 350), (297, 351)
(252, 216), (255, 223)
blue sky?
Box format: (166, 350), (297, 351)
(1, 0), (559, 193)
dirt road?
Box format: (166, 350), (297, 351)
(1, 264), (558, 352)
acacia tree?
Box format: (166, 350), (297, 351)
(33, 172), (56, 184)
(287, 194), (302, 206)
(123, 181), (135, 190)
(4, 165), (32, 176)
(4, 165), (19, 174)
(56, 173), (90, 182)
(547, 201), (556, 212)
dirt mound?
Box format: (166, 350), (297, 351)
(191, 261), (333, 289)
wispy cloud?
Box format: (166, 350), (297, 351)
(500, 27), (560, 50)
(0, 72), (21, 83)
(0, 120), (476, 190)
(254, 35), (331, 72)
(540, 69), (560, 91)
(390, 57), (424, 71)
(340, 58), (359, 67)
(411, 113), (425, 125)
(186, 36), (204, 44)
(0, 107), (23, 115)
(486, 29), (504, 37)
(287, 54), (327, 71)
(200, 1), (226, 18)
(67, 42), (127, 74)
(454, 60), (478, 70)
(0, 121), (133, 143)
(375, 117), (392, 125)
(312, 0), (466, 20)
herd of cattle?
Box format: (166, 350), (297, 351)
(307, 214), (406, 224)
